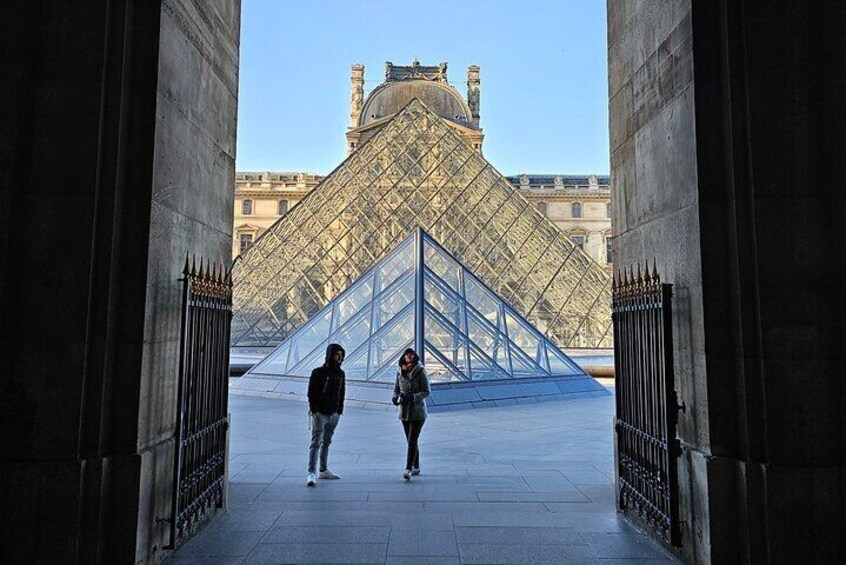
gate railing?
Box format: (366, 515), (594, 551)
(613, 262), (683, 546)
(167, 256), (232, 547)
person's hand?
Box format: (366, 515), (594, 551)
(391, 396), (400, 406)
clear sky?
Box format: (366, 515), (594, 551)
(236, 0), (609, 176)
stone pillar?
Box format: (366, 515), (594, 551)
(350, 64), (365, 128)
(467, 65), (481, 128)
(608, 0), (845, 562)
(0, 1), (240, 562)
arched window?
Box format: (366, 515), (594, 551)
(570, 235), (585, 249)
(606, 239), (613, 262)
(536, 201), (548, 216)
(242, 199), (253, 215)
(571, 202), (582, 218)
(278, 199), (288, 215)
(606, 202), (612, 218)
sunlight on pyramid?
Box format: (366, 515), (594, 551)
(247, 230), (588, 383)
(231, 99), (612, 349)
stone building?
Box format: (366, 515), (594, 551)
(232, 171), (320, 257)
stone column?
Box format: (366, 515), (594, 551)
(467, 65), (481, 128)
(350, 64), (365, 128)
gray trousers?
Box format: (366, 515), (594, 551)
(308, 412), (340, 473)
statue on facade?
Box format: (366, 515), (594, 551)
(384, 61), (394, 81)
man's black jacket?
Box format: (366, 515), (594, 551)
(307, 343), (346, 415)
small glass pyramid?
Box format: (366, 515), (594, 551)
(248, 230), (587, 383)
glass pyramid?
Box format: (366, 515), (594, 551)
(248, 230), (587, 383)
(232, 98), (612, 349)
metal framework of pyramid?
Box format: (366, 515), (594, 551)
(232, 99), (612, 349)
(247, 229), (588, 383)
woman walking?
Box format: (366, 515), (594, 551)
(392, 348), (430, 480)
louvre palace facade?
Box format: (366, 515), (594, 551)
(232, 63), (613, 270)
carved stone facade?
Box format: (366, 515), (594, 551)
(346, 60), (484, 154)
(232, 172), (321, 258)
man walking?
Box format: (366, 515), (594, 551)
(306, 343), (346, 486)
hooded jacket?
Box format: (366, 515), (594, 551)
(307, 343), (346, 415)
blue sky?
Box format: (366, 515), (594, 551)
(236, 0), (609, 175)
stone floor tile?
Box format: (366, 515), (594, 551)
(454, 525), (586, 546)
(580, 532), (676, 560)
(387, 528), (458, 556)
(385, 557), (460, 565)
(242, 542), (387, 564)
(458, 543), (601, 564)
(175, 530), (264, 557)
(260, 525), (390, 544)
(205, 509), (283, 533)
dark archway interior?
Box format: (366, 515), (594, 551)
(1, 1), (843, 563)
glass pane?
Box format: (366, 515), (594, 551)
(547, 343), (584, 376)
(287, 309), (332, 369)
(369, 308), (414, 377)
(341, 345), (369, 381)
(505, 310), (543, 367)
(424, 239), (460, 291)
(424, 274), (464, 333)
(467, 347), (508, 381)
(377, 238), (414, 292)
(329, 309), (371, 359)
(376, 273), (414, 323)
(464, 276), (499, 322)
(287, 338), (329, 376)
(425, 307), (468, 374)
(466, 312), (508, 371)
(424, 343), (465, 382)
(250, 341), (290, 375)
(336, 273), (374, 327)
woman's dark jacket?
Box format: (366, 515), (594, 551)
(308, 344), (346, 415)
(392, 364), (430, 421)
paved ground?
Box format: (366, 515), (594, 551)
(168, 388), (680, 564)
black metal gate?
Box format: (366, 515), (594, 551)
(613, 263), (682, 546)
(168, 257), (232, 546)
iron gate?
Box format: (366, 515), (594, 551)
(168, 257), (232, 546)
(613, 263), (682, 546)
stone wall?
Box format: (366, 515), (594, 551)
(608, 0), (845, 562)
(607, 2), (708, 560)
(0, 1), (240, 562)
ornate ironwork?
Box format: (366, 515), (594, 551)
(231, 99), (612, 350)
(613, 262), (682, 546)
(168, 256), (232, 547)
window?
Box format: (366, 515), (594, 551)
(606, 202), (612, 218)
(606, 239), (613, 262)
(239, 233), (253, 253)
(278, 199), (289, 215)
(571, 202), (582, 218)
(570, 236), (585, 249)
(536, 201), (548, 215)
(242, 199), (253, 215)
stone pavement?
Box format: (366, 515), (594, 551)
(167, 389), (681, 564)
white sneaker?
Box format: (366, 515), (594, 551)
(306, 472), (316, 486)
(318, 469), (340, 480)
(411, 468), (420, 476)
(403, 469), (411, 481)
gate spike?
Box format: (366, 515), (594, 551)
(191, 255), (197, 276)
(182, 252), (190, 276)
(652, 258), (659, 281)
(636, 262), (642, 283)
